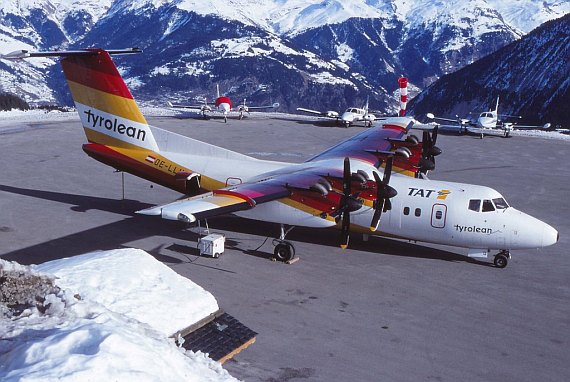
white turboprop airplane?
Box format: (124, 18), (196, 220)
(297, 76), (410, 128)
(427, 97), (551, 138)
(297, 97), (377, 127)
(169, 84), (279, 123)
(4, 48), (558, 268)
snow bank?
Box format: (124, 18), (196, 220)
(0, 249), (238, 382)
(36, 248), (219, 337)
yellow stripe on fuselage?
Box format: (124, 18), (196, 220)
(83, 129), (225, 190)
(68, 80), (147, 125)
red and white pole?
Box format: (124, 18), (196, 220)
(398, 76), (408, 117)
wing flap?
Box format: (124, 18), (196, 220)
(137, 192), (255, 222)
(137, 183), (291, 222)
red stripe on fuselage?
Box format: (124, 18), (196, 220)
(61, 50), (135, 100)
(82, 143), (188, 194)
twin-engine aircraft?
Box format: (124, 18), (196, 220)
(296, 102), (377, 128)
(297, 76), (410, 127)
(4, 48), (558, 268)
(169, 84), (279, 122)
(427, 97), (551, 138)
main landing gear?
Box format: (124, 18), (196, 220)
(272, 224), (296, 262)
(493, 250), (511, 268)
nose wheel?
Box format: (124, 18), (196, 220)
(493, 251), (510, 268)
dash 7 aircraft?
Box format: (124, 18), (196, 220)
(4, 48), (558, 268)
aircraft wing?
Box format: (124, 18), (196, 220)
(307, 117), (430, 177)
(167, 101), (210, 109)
(242, 102), (280, 110)
(296, 107), (340, 119)
(137, 166), (348, 225)
(510, 123), (551, 130)
(138, 117), (430, 223)
(432, 124), (464, 133)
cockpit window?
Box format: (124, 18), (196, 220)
(468, 199), (481, 212)
(493, 198), (509, 209)
(482, 199), (495, 212)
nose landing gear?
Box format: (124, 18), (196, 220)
(493, 250), (511, 268)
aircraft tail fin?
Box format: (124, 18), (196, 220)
(3, 48), (157, 151)
(398, 76), (408, 117)
(57, 48), (159, 152)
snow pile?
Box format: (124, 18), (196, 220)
(0, 248), (238, 382)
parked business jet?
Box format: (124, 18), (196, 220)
(3, 48), (558, 268)
(169, 84), (279, 122)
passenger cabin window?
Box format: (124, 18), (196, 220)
(403, 207), (410, 215)
(482, 199), (495, 212)
(469, 199), (481, 212)
(493, 198), (509, 209)
(415, 208), (421, 217)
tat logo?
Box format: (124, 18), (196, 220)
(408, 188), (451, 200)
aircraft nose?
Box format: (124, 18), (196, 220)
(542, 222), (559, 247)
(508, 209), (558, 249)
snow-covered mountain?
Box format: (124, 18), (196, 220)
(408, 14), (570, 127)
(1, 0), (568, 112)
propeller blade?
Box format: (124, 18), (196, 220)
(432, 125), (438, 145)
(383, 156), (393, 184)
(340, 210), (350, 249)
(340, 157), (352, 248)
(370, 171), (383, 230)
(384, 198), (392, 213)
(343, 157), (351, 196)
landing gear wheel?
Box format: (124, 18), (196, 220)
(274, 241), (295, 262)
(494, 253), (509, 268)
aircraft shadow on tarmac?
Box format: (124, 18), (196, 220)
(0, 184), (489, 267)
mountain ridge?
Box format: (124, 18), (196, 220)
(1, 0), (568, 116)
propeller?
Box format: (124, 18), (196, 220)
(339, 157), (364, 249)
(419, 126), (441, 175)
(370, 156), (397, 231)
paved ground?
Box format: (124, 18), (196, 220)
(1, 111), (569, 382)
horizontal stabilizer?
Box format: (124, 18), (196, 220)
(1, 48), (141, 60)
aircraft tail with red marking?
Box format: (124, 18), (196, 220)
(3, 47), (277, 195)
(59, 48), (159, 152)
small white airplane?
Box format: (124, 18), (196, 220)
(169, 84), (279, 123)
(427, 97), (551, 138)
(297, 97), (378, 127)
(4, 48), (558, 268)
(297, 76), (410, 127)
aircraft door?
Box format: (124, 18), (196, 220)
(431, 204), (447, 228)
